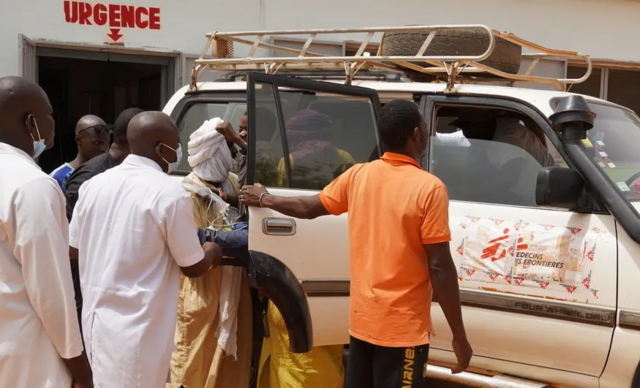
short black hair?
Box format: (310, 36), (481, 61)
(113, 107), (143, 145)
(377, 100), (423, 150)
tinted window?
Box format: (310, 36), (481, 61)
(176, 97), (246, 171)
(582, 103), (640, 201)
(429, 107), (561, 207)
(252, 83), (380, 190)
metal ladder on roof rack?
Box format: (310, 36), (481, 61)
(189, 24), (592, 92)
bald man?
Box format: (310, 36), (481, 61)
(50, 115), (109, 192)
(0, 76), (93, 388)
(69, 111), (223, 388)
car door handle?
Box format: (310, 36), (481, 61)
(262, 217), (297, 236)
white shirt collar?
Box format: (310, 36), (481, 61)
(0, 142), (39, 168)
(123, 154), (164, 172)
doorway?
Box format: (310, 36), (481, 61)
(30, 45), (176, 173)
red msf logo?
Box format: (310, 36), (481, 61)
(481, 228), (528, 262)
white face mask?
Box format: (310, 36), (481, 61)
(160, 143), (182, 174)
(29, 117), (46, 159)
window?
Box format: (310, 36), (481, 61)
(429, 105), (561, 207)
(176, 95), (246, 171)
(251, 82), (379, 190)
(577, 101), (640, 201)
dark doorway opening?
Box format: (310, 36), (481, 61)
(37, 56), (164, 173)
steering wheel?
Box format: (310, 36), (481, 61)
(626, 171), (640, 187)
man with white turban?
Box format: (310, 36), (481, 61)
(168, 118), (253, 388)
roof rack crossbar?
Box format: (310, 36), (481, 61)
(188, 24), (592, 92)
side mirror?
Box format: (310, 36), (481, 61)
(536, 167), (592, 212)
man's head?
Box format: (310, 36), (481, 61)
(127, 111), (181, 173)
(75, 115), (109, 160)
(113, 107), (144, 146)
(0, 76), (55, 157)
(450, 110), (502, 140)
(239, 111), (248, 142)
(239, 108), (278, 143)
(378, 100), (428, 159)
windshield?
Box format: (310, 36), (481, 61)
(582, 103), (640, 201)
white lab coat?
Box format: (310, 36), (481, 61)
(69, 155), (205, 388)
(0, 143), (84, 387)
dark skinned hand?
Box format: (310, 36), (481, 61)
(215, 122), (243, 145)
(239, 184), (268, 207)
(451, 336), (473, 374)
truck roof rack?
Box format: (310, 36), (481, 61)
(189, 25), (592, 92)
(213, 69), (412, 83)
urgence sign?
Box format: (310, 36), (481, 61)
(63, 1), (161, 42)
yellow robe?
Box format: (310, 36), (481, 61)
(168, 173), (253, 388)
(258, 302), (344, 388)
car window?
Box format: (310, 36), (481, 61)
(252, 83), (380, 190)
(581, 102), (640, 201)
(429, 107), (565, 207)
(176, 98), (247, 172)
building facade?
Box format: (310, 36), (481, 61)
(2, 0), (639, 170)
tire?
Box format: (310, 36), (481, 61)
(380, 28), (522, 81)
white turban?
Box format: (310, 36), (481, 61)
(188, 117), (235, 182)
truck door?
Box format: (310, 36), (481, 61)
(245, 73), (381, 347)
(423, 94), (617, 384)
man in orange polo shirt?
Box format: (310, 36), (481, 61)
(239, 100), (472, 388)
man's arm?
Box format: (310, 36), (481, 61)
(424, 242), (471, 373)
(65, 166), (91, 222)
(240, 164), (359, 218)
(13, 178), (92, 387)
(180, 242), (223, 278)
(165, 193), (224, 278)
(216, 122), (247, 152)
(260, 193), (329, 220)
(420, 184), (472, 374)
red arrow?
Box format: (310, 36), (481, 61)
(107, 28), (123, 42)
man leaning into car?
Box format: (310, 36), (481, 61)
(239, 99), (472, 388)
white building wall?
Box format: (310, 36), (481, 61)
(1, 0), (639, 77)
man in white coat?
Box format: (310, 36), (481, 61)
(69, 111), (223, 388)
(0, 76), (93, 388)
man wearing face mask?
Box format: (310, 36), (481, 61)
(64, 107), (143, 333)
(0, 76), (93, 388)
(49, 115), (109, 192)
(68, 111), (224, 388)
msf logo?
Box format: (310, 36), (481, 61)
(481, 228), (528, 262)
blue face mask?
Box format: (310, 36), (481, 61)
(29, 117), (46, 159)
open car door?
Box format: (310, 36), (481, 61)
(244, 73), (381, 352)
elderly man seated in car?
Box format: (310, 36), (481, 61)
(446, 110), (556, 167)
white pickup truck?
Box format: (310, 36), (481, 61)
(164, 25), (640, 388)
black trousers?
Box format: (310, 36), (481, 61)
(344, 336), (430, 388)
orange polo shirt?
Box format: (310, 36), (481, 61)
(319, 152), (451, 347)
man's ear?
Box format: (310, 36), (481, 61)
(25, 114), (37, 136)
(412, 126), (423, 142)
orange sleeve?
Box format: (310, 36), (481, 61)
(319, 165), (358, 215)
(421, 184), (452, 244)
